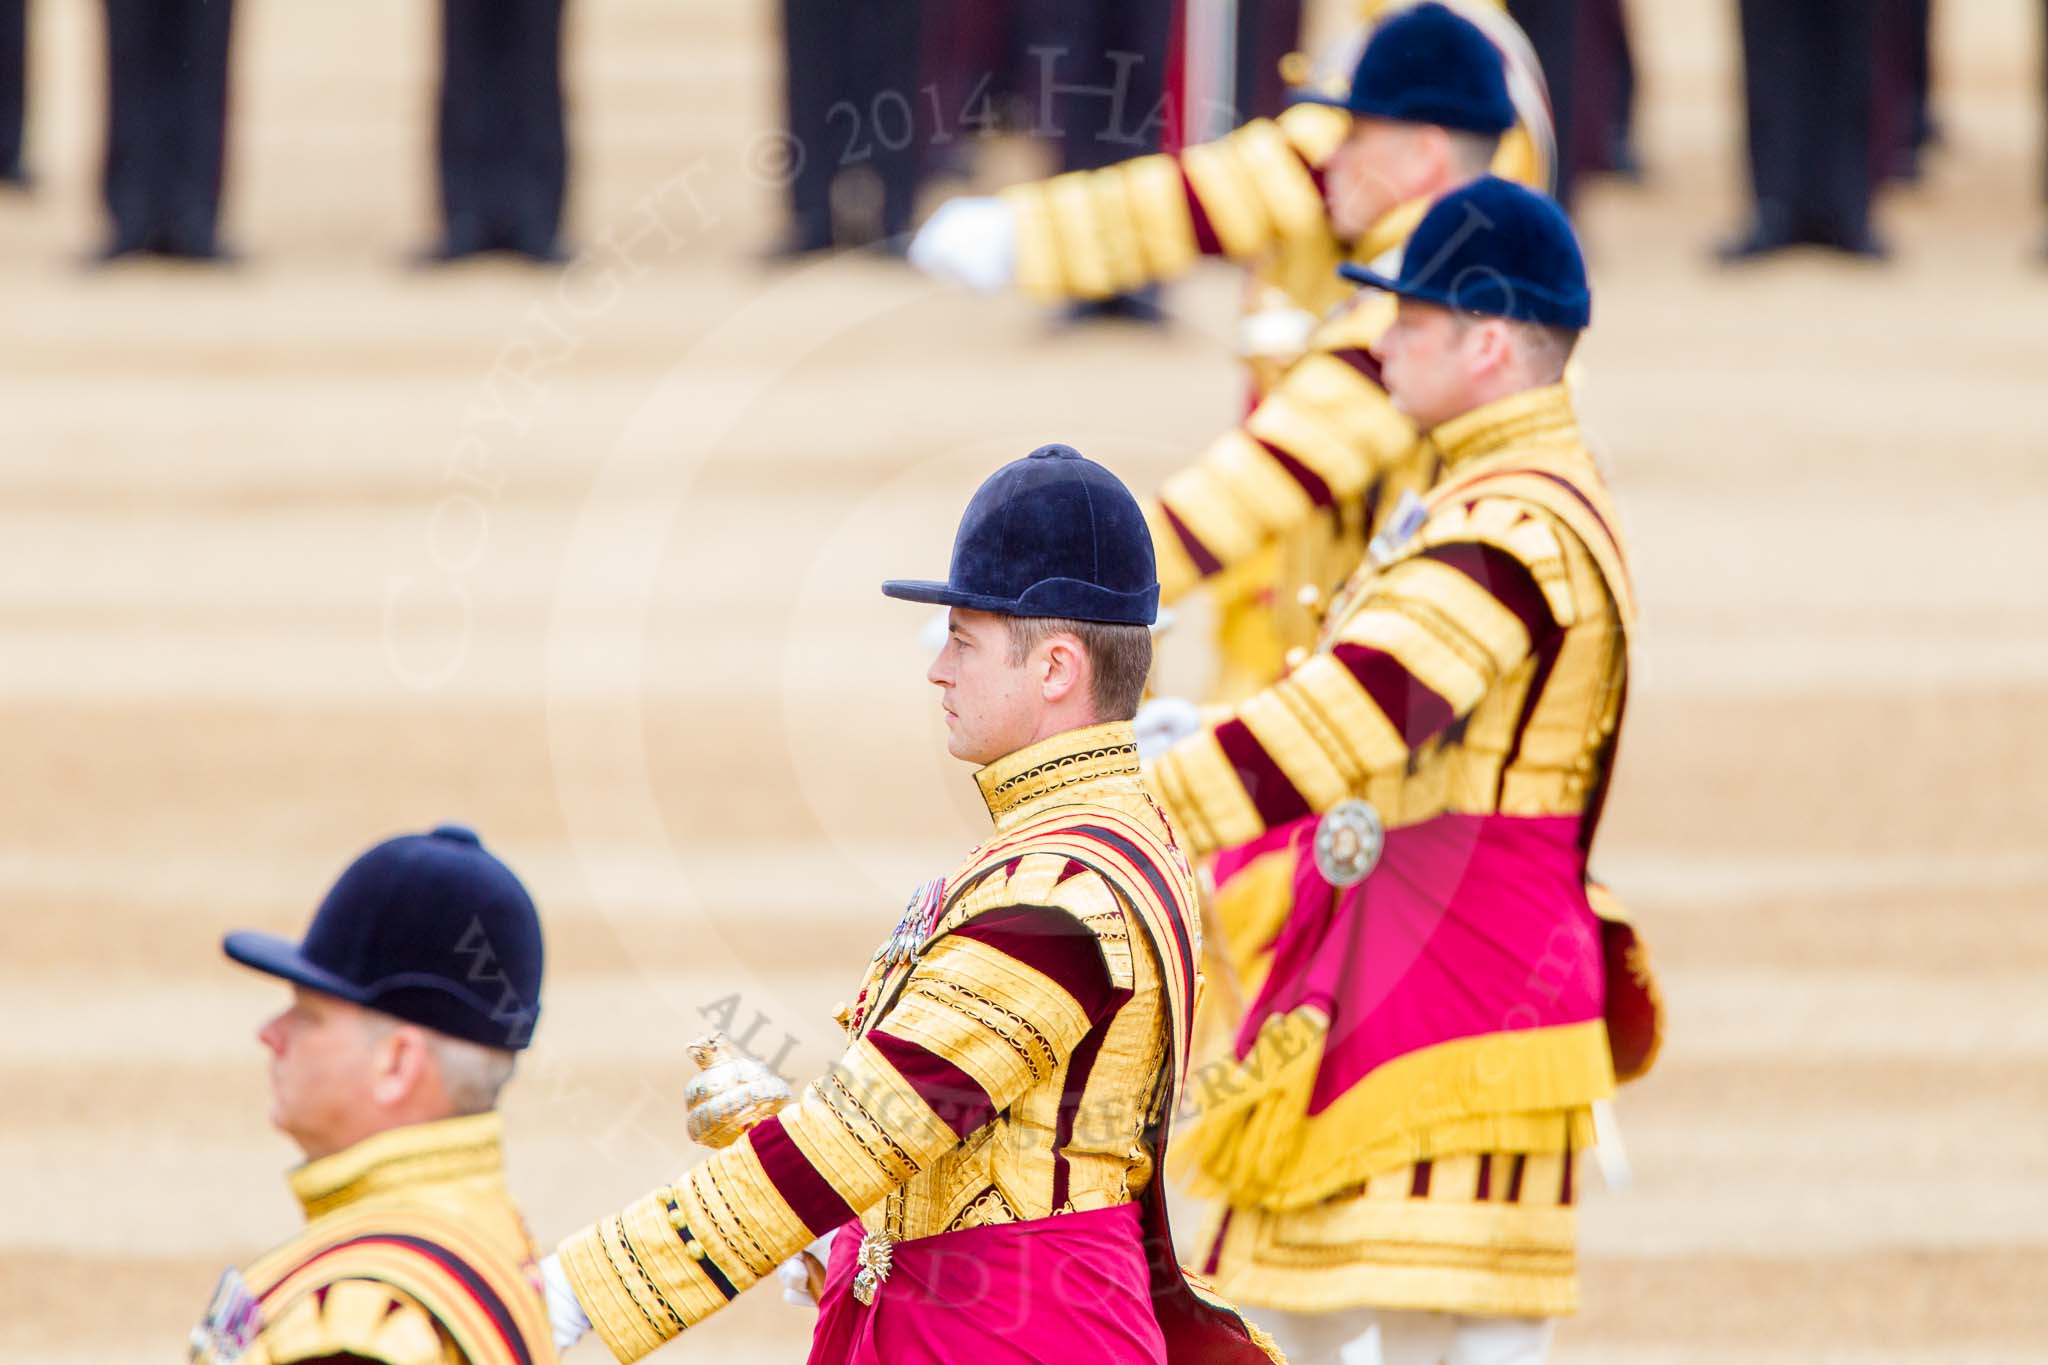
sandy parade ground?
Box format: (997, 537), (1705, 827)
(1, 1), (2045, 1360)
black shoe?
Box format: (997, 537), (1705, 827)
(410, 238), (493, 267)
(1062, 286), (1167, 326)
(863, 232), (911, 261)
(159, 236), (238, 264)
(506, 237), (572, 265)
(1714, 225), (1800, 264)
(1811, 227), (1890, 261)
(760, 226), (835, 262)
(86, 237), (150, 266)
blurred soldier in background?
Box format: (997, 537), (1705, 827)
(424, 0), (570, 263)
(1028, 0), (1178, 318)
(772, 0), (921, 257)
(1874, 0), (1937, 183)
(1502, 0), (1580, 203)
(1583, 0), (1641, 182)
(1234, 0), (1308, 122)
(1152, 177), (1658, 1365)
(98, 0), (235, 261)
(1721, 0), (1885, 260)
(1, 0), (25, 187)
(915, 7), (1553, 1017)
(1515, 0), (1641, 202)
(910, 1), (1551, 704)
(190, 824), (553, 1365)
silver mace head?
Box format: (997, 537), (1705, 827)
(683, 1032), (795, 1149)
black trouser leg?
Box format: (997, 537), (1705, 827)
(1234, 0), (1304, 124)
(438, 0), (492, 251)
(1795, 0), (1874, 243)
(851, 0), (920, 239)
(163, 0), (232, 254)
(1736, 0), (1799, 239)
(1905, 0), (1933, 147)
(1613, 0), (1638, 158)
(1037, 0), (1172, 174)
(502, 0), (567, 254)
(101, 0), (163, 249)
(0, 0), (26, 180)
(782, 0), (840, 247)
(1507, 0), (1581, 206)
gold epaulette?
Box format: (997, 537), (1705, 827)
(248, 1205), (551, 1365)
(250, 1280), (448, 1365)
(937, 848), (1138, 991)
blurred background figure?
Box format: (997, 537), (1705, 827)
(1574, 0), (1641, 183)
(918, 0), (1019, 185)
(1, 0), (25, 187)
(1233, 0), (1307, 122)
(98, 0), (235, 261)
(1504, 0), (1641, 209)
(1030, 0), (1176, 319)
(424, 0), (570, 264)
(1721, 0), (1884, 261)
(1874, 0), (1937, 184)
(772, 0), (922, 258)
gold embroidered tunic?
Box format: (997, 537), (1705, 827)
(1152, 385), (1637, 1320)
(993, 6), (1552, 710)
(557, 722), (1197, 1362)
(191, 1113), (555, 1365)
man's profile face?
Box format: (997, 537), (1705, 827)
(926, 608), (1042, 766)
(1326, 117), (1423, 241)
(1374, 297), (1478, 430)
(257, 985), (383, 1161)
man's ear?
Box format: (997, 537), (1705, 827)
(1410, 125), (1453, 195)
(370, 1025), (431, 1109)
(1469, 317), (1515, 380)
(1039, 633), (1087, 706)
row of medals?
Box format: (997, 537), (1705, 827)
(852, 876), (947, 1304)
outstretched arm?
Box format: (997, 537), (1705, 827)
(554, 903), (1117, 1362)
(913, 104), (1351, 301)
(1147, 301), (1418, 603)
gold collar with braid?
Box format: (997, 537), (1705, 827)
(290, 1112), (507, 1223)
(973, 721), (1144, 830)
(1428, 382), (1583, 473)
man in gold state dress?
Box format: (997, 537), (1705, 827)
(190, 825), (555, 1365)
(1148, 179), (1654, 1364)
(912, 2), (1557, 705)
(540, 446), (1280, 1363)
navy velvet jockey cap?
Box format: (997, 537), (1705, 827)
(1339, 175), (1590, 329)
(1296, 2), (1515, 135)
(224, 824), (544, 1051)
(882, 443), (1160, 626)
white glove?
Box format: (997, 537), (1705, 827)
(775, 1229), (838, 1309)
(908, 197), (1017, 293)
(1134, 696), (1202, 761)
(1238, 305), (1321, 362)
(540, 1253), (593, 1352)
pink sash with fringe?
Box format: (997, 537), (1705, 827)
(1240, 813), (1605, 1110)
(806, 1204), (1167, 1365)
